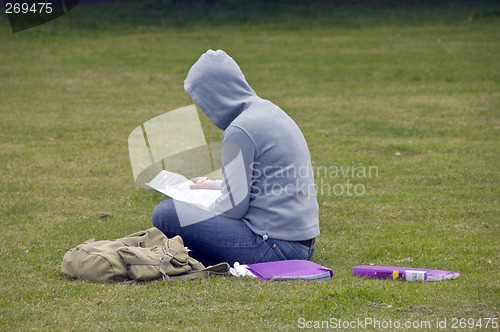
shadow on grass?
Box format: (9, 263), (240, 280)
(67, 0), (500, 31)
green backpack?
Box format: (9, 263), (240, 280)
(61, 227), (229, 283)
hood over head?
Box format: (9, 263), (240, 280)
(184, 50), (257, 130)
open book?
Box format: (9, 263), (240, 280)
(145, 170), (221, 208)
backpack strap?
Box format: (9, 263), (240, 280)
(188, 257), (206, 271)
(118, 246), (230, 281)
(117, 239), (145, 248)
(122, 249), (177, 270)
(163, 262), (231, 281)
(159, 249), (178, 275)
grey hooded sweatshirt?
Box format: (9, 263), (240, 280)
(184, 50), (319, 241)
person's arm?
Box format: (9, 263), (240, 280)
(207, 126), (256, 219)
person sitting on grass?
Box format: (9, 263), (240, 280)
(152, 49), (320, 266)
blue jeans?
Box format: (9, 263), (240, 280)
(152, 199), (315, 266)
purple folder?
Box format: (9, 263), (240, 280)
(353, 265), (460, 281)
(247, 260), (334, 281)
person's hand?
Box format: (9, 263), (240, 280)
(190, 202), (206, 209)
(189, 177), (214, 189)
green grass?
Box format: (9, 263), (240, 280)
(1, 1), (499, 330)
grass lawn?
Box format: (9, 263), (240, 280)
(0, 0), (499, 330)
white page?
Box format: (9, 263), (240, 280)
(146, 170), (221, 208)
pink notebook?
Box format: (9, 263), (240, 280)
(247, 260), (333, 281)
(353, 265), (460, 281)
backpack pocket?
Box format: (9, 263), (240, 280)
(62, 240), (129, 283)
